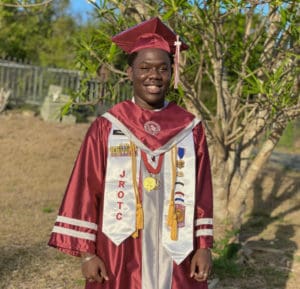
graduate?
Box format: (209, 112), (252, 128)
(48, 17), (213, 289)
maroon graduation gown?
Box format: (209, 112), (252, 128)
(48, 100), (213, 289)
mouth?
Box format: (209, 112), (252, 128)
(144, 84), (163, 94)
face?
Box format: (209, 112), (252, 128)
(127, 48), (172, 110)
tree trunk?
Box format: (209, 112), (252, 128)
(228, 121), (287, 227)
(211, 142), (236, 223)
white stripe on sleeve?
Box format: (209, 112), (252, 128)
(195, 218), (213, 226)
(52, 226), (96, 241)
(195, 229), (213, 237)
(56, 216), (98, 230)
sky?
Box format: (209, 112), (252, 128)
(68, 0), (95, 22)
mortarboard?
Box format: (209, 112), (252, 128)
(111, 17), (188, 54)
(111, 17), (189, 88)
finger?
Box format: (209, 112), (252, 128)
(101, 271), (109, 281)
(99, 260), (109, 281)
(193, 270), (209, 282)
(190, 258), (196, 278)
(194, 276), (205, 282)
(92, 273), (104, 283)
(86, 276), (102, 283)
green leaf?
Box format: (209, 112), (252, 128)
(107, 43), (117, 62)
(162, 10), (175, 20)
(60, 100), (73, 116)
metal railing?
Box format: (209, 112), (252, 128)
(0, 59), (132, 106)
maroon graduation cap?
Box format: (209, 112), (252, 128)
(111, 17), (188, 54)
(111, 17), (189, 88)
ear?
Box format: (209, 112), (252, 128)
(127, 66), (133, 81)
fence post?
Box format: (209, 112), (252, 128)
(32, 66), (38, 101)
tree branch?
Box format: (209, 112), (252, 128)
(0, 0), (53, 8)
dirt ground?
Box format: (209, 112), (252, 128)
(0, 110), (299, 289)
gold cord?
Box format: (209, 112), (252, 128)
(130, 142), (144, 238)
(130, 142), (177, 240)
(167, 146), (178, 240)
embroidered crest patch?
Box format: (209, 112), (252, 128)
(175, 204), (185, 227)
(175, 191), (185, 227)
(144, 121), (161, 135)
(109, 143), (131, 157)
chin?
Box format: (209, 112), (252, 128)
(147, 98), (165, 106)
(146, 93), (165, 101)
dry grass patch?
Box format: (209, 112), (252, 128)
(1, 111), (299, 289)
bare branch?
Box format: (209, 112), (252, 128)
(195, 50), (205, 94)
(104, 63), (127, 77)
(225, 128), (244, 146)
(0, 0), (53, 8)
(228, 103), (257, 128)
(182, 81), (214, 120)
(283, 104), (300, 121)
(225, 104), (258, 146)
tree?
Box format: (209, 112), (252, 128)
(73, 0), (300, 235)
(179, 0), (300, 229)
(38, 14), (77, 68)
(0, 0), (78, 68)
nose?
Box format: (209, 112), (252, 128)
(148, 67), (162, 79)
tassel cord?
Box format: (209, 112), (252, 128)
(130, 142), (144, 238)
(167, 146), (178, 240)
(174, 35), (181, 89)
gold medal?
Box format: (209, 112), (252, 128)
(176, 171), (184, 177)
(143, 176), (157, 192)
(176, 160), (185, 169)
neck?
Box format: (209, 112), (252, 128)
(133, 98), (166, 111)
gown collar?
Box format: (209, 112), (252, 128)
(103, 100), (199, 152)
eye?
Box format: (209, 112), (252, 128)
(158, 66), (168, 72)
(139, 65), (151, 72)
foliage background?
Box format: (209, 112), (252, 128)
(0, 1), (299, 288)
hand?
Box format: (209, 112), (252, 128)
(190, 248), (212, 282)
(81, 253), (109, 283)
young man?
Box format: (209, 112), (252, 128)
(48, 17), (213, 289)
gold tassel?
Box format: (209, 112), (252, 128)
(130, 141), (143, 239)
(167, 200), (175, 227)
(171, 214), (178, 241)
(132, 230), (138, 238)
(136, 202), (144, 230)
(131, 203), (144, 239)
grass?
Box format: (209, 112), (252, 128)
(276, 120), (300, 153)
(260, 267), (289, 287)
(42, 206), (55, 213)
(212, 230), (243, 279)
(1, 111), (299, 289)
(213, 257), (243, 279)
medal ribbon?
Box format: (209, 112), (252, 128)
(140, 147), (179, 240)
(141, 151), (164, 174)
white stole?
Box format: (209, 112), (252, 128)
(102, 129), (141, 245)
(102, 123), (196, 264)
(162, 133), (195, 264)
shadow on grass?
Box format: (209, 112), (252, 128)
(0, 241), (82, 288)
(238, 164), (300, 289)
(0, 242), (47, 284)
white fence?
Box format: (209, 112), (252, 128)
(0, 59), (131, 106)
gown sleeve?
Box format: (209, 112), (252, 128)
(48, 117), (111, 256)
(193, 122), (213, 249)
